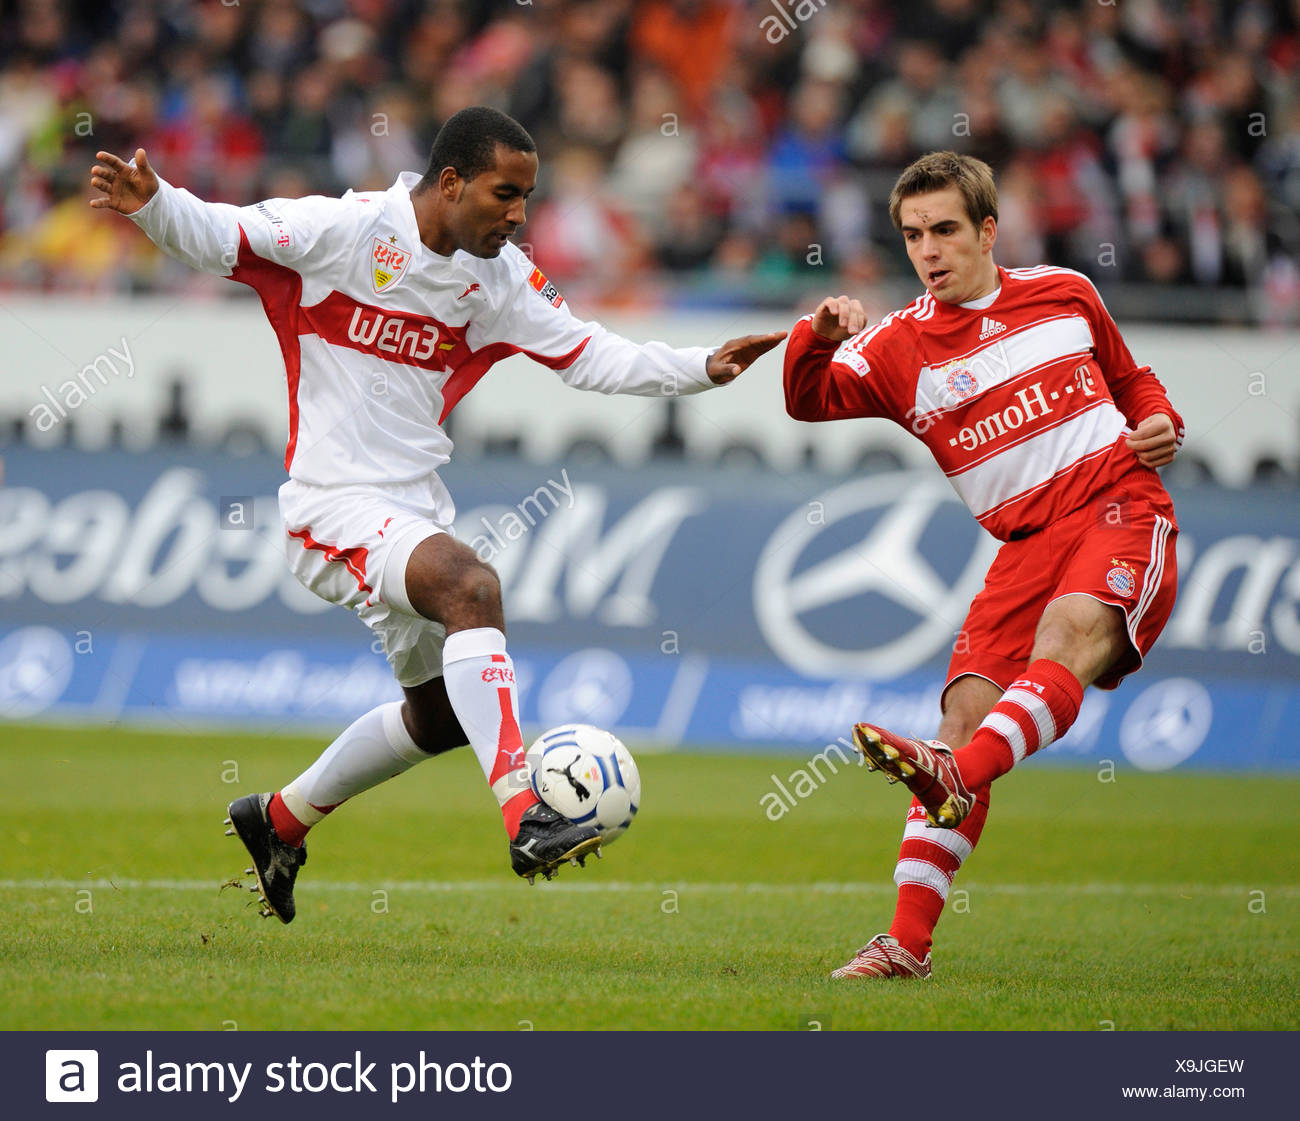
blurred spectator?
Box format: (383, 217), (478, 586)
(655, 182), (722, 272)
(996, 36), (1078, 147)
(277, 65), (333, 186)
(1165, 119), (1232, 285)
(0, 0), (1294, 323)
(151, 74), (263, 202)
(898, 0), (981, 63)
(630, 0), (736, 116)
(523, 145), (649, 302)
(847, 40), (960, 159)
(1185, 49), (1275, 163)
(332, 87), (426, 192)
(800, 7), (861, 86)
(0, 54), (58, 182)
(551, 57), (625, 153)
(0, 166), (149, 289)
(1220, 165), (1277, 286)
(1258, 103), (1300, 214)
(1105, 67), (1178, 250)
(753, 211), (824, 286)
(1028, 95), (1118, 270)
(991, 156), (1046, 269)
(250, 3), (314, 76)
(695, 83), (767, 231)
(768, 79), (849, 216)
(1139, 234), (1191, 285)
(1043, 7), (1107, 117)
(606, 68), (697, 240)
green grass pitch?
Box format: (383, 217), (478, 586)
(2, 723), (1295, 1031)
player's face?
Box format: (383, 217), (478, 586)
(454, 145), (538, 258)
(898, 188), (997, 304)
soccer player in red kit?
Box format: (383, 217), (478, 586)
(783, 152), (1182, 979)
(90, 107), (784, 923)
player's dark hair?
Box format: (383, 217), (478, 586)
(420, 106), (536, 187)
(889, 151), (998, 231)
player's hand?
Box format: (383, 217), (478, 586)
(89, 148), (159, 216)
(1126, 413), (1178, 468)
(706, 330), (788, 385)
(810, 294), (867, 342)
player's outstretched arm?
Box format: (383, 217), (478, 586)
(705, 330), (788, 385)
(783, 294), (889, 423)
(88, 148), (314, 279)
(809, 294), (867, 342)
(89, 148), (159, 216)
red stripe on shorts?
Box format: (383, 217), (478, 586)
(288, 526), (372, 594)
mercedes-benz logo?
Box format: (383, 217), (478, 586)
(538, 647), (634, 728)
(1119, 677), (1212, 771)
(753, 473), (998, 679)
(0, 626), (74, 718)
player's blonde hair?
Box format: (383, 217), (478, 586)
(888, 151), (998, 232)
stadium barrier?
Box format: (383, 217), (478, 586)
(1, 447), (1296, 772)
(1, 298), (1297, 486)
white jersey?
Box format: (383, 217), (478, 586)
(129, 171), (716, 487)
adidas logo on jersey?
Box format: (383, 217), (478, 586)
(978, 316), (1007, 340)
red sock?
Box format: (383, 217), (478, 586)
(267, 791), (328, 847)
(487, 678), (539, 838)
(889, 785), (991, 955)
(890, 883), (945, 956)
(501, 789), (538, 838)
(954, 659), (1083, 790)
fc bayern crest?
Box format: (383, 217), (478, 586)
(371, 236), (411, 294)
(1106, 564), (1136, 597)
(945, 364), (979, 401)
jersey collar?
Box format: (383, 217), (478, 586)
(957, 265), (1006, 310)
(393, 171), (457, 264)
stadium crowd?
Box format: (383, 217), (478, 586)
(1, 0), (1298, 321)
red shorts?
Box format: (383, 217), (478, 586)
(947, 467), (1178, 696)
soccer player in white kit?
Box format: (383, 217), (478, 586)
(90, 106), (784, 923)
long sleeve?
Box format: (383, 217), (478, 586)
(1083, 283), (1186, 447)
(127, 175), (334, 277)
(783, 315), (891, 421)
(477, 251), (715, 397)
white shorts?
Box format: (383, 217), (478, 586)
(278, 475), (455, 687)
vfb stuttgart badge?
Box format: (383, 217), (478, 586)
(371, 236), (411, 295)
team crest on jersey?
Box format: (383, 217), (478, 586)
(528, 266), (564, 308)
(1105, 557), (1137, 598)
(943, 361), (980, 402)
(371, 236), (411, 294)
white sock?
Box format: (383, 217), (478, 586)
(279, 701), (428, 830)
(441, 627), (534, 829)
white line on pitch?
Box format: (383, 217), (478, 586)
(0, 879), (1295, 897)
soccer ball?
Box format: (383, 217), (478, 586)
(525, 724), (640, 843)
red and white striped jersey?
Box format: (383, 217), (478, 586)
(128, 172), (715, 486)
(784, 265), (1185, 541)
